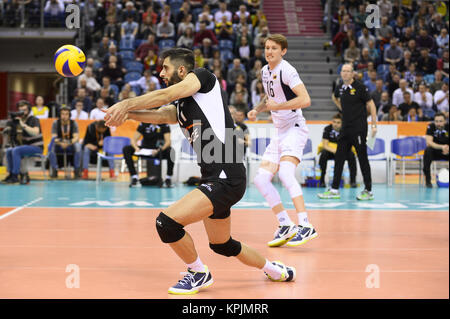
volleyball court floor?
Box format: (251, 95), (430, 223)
(0, 177), (448, 299)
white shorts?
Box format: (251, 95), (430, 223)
(262, 125), (309, 164)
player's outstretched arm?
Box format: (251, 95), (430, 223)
(104, 73), (201, 127)
(127, 105), (178, 124)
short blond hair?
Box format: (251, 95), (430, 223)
(264, 34), (288, 50)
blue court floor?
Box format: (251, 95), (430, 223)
(0, 181), (448, 211)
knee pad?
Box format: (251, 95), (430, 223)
(253, 168), (281, 208)
(155, 212), (185, 243)
(278, 161), (303, 198)
(209, 237), (242, 257)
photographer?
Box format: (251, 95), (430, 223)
(2, 100), (44, 184)
(48, 107), (82, 179)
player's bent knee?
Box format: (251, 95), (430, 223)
(278, 162), (303, 198)
(155, 212), (185, 243)
(209, 237), (242, 257)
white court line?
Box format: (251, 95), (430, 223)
(0, 197), (44, 220)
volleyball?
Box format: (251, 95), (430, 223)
(54, 44), (86, 77)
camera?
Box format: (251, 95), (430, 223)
(9, 111), (25, 121)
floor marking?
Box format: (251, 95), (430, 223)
(0, 197), (44, 220)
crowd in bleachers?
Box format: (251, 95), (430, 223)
(22, 0), (270, 120)
(324, 0), (449, 122)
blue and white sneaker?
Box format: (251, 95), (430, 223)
(267, 224), (299, 247)
(168, 266), (213, 295)
(264, 261), (296, 282)
(286, 224), (318, 247)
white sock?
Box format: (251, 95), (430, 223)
(262, 259), (282, 280)
(330, 188), (339, 193)
(131, 174), (138, 180)
(166, 175), (172, 180)
(186, 256), (205, 273)
(276, 210), (293, 226)
(297, 212), (309, 226)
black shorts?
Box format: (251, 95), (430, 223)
(197, 177), (247, 219)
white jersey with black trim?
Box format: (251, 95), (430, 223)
(261, 59), (306, 129)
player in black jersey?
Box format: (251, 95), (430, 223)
(104, 48), (295, 294)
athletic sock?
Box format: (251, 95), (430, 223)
(297, 212), (309, 226)
(186, 256), (206, 273)
(262, 259), (282, 280)
(131, 174), (138, 180)
(330, 188), (339, 193)
(166, 175), (172, 180)
(276, 210), (293, 226)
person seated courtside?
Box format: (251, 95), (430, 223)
(48, 106), (82, 179)
(122, 122), (175, 188)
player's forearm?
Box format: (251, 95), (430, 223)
(253, 96), (268, 113)
(125, 89), (172, 112)
(274, 95), (311, 110)
(128, 109), (176, 124)
(368, 100), (377, 126)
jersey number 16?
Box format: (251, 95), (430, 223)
(266, 81), (274, 97)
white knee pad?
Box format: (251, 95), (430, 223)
(278, 161), (303, 198)
(253, 168), (281, 208)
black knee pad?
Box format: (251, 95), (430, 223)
(209, 237), (242, 257)
(155, 212), (185, 243)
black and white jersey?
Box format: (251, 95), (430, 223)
(261, 59), (306, 129)
(173, 68), (246, 180)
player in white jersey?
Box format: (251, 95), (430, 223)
(248, 34), (317, 247)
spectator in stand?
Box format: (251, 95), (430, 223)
(358, 27), (375, 50)
(178, 14), (194, 37)
(44, 0), (65, 27)
(411, 71), (427, 92)
(101, 76), (117, 103)
(370, 79), (385, 110)
(121, 1), (138, 22)
(160, 3), (174, 24)
(102, 44), (123, 68)
(400, 26), (415, 47)
(78, 67), (101, 93)
(353, 4), (367, 31)
(176, 1), (191, 24)
(121, 13), (139, 41)
(215, 1), (232, 23)
(343, 40), (360, 64)
(89, 98), (107, 120)
(364, 70), (378, 93)
(233, 4), (250, 23)
(356, 48), (373, 71)
(177, 27), (194, 49)
(199, 37), (216, 60)
(341, 28), (356, 57)
(230, 82), (249, 106)
(397, 50), (414, 73)
(406, 39), (421, 63)
(362, 61), (376, 82)
(398, 91), (421, 117)
(423, 112), (449, 187)
(384, 38), (403, 65)
(236, 36), (252, 67)
(416, 28), (436, 52)
(437, 49), (449, 78)
(194, 48), (205, 68)
(417, 48), (437, 76)
(101, 55), (126, 89)
(197, 4), (214, 27)
(413, 17), (428, 36)
(142, 3), (158, 25)
(375, 16), (393, 48)
(193, 21), (218, 47)
(382, 104), (402, 121)
(251, 80), (265, 108)
(138, 15), (156, 40)
(81, 120), (114, 180)
(71, 88), (93, 113)
(235, 13), (253, 38)
(215, 15), (234, 40)
(249, 59), (263, 85)
(378, 91), (392, 118)
(254, 25), (269, 49)
(403, 106), (425, 122)
(103, 16), (120, 43)
(98, 37), (112, 61)
(377, 0), (392, 17)
(249, 47), (266, 70)
(367, 39), (379, 63)
(143, 49), (158, 72)
(135, 34), (159, 62)
(31, 96), (49, 119)
(429, 14), (446, 39)
(156, 15), (175, 42)
(118, 84), (136, 101)
(393, 79), (414, 107)
(430, 70), (444, 94)
(434, 81), (449, 117)
(227, 58), (247, 88)
(404, 63), (417, 85)
(247, 0), (261, 14)
(251, 9), (267, 31)
(214, 68), (227, 92)
(436, 28), (449, 57)
(414, 83), (434, 117)
(393, 15), (407, 40)
(128, 69), (161, 92)
(71, 99), (88, 120)
(388, 73), (401, 97)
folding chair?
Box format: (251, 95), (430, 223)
(96, 136), (131, 183)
